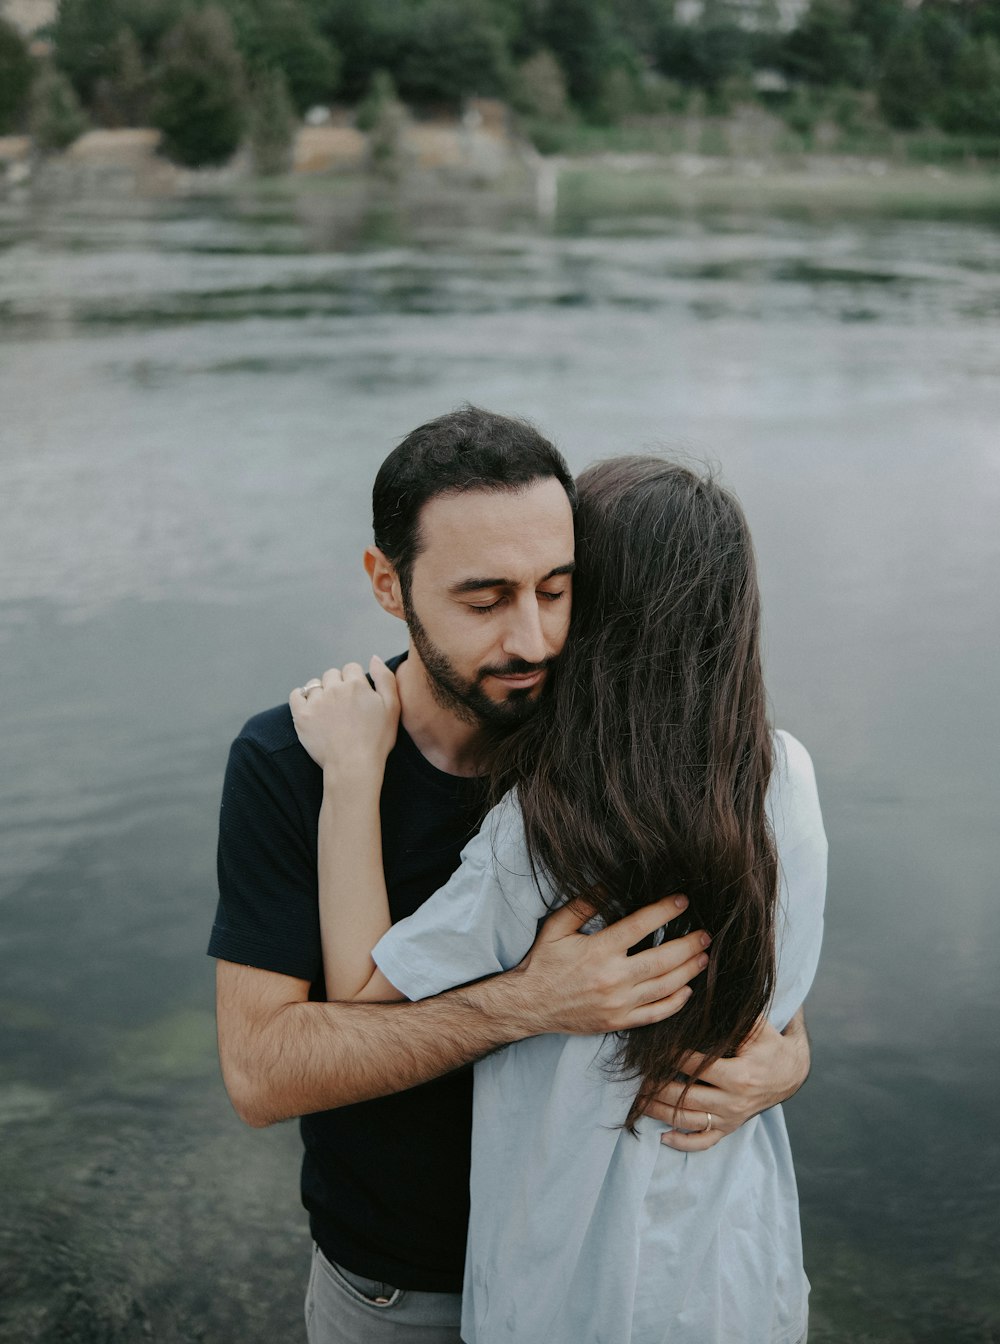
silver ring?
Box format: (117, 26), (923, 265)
(702, 1111), (712, 1133)
(302, 680), (322, 696)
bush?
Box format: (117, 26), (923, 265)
(514, 50), (571, 123)
(248, 66), (296, 174)
(0, 18), (33, 133)
(92, 28), (149, 127)
(938, 36), (1000, 137)
(357, 71), (407, 179)
(229, 0), (339, 114)
(29, 64), (88, 151)
(395, 0), (511, 106)
(876, 21), (936, 130)
(151, 8), (247, 167)
(312, 0), (409, 104)
(780, 0), (871, 87)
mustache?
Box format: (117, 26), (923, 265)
(477, 658), (552, 680)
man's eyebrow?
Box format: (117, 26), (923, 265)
(448, 563), (575, 596)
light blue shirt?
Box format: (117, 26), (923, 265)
(374, 731), (827, 1344)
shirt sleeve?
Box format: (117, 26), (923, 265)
(373, 793), (550, 1001)
(208, 732), (322, 984)
(768, 730), (828, 1031)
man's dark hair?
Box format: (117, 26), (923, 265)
(372, 405), (576, 595)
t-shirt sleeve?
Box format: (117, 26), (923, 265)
(768, 730), (828, 1031)
(373, 793), (549, 1001)
(208, 732), (321, 983)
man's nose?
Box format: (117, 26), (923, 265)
(502, 599), (548, 666)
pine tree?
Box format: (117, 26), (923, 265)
(248, 66), (296, 175)
(151, 8), (247, 168)
(29, 64), (89, 152)
(0, 17), (33, 133)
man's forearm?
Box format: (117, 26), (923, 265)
(220, 966), (534, 1127)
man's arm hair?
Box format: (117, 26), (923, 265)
(217, 960), (528, 1126)
(217, 895), (709, 1126)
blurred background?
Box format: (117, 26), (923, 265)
(1, 2), (999, 1341)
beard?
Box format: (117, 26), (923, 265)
(405, 601), (550, 728)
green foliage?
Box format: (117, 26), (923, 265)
(876, 21), (935, 130)
(248, 65), (296, 174)
(780, 0), (871, 87)
(92, 27), (149, 127)
(0, 17), (33, 133)
(151, 8), (247, 167)
(310, 0), (409, 103)
(396, 0), (511, 105)
(514, 49), (571, 122)
(29, 63), (89, 151)
(938, 36), (1000, 137)
(228, 0), (339, 113)
(357, 70), (406, 178)
(541, 0), (618, 111)
(595, 57), (644, 124)
(52, 0), (184, 106)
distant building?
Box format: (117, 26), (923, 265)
(2, 0), (55, 35)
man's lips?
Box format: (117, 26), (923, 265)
(487, 669), (546, 689)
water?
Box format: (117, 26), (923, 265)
(1, 183), (997, 1343)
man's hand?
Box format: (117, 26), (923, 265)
(647, 1008), (811, 1150)
(489, 894), (711, 1037)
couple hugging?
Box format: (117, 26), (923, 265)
(209, 406), (827, 1344)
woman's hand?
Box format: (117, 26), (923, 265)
(290, 656), (400, 784)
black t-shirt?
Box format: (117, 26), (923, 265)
(208, 657), (487, 1291)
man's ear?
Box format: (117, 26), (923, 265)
(364, 546), (406, 621)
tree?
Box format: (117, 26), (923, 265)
(0, 17), (33, 133)
(876, 20), (936, 129)
(514, 49), (571, 122)
(780, 0), (872, 86)
(313, 0), (412, 103)
(395, 0), (511, 106)
(248, 66), (296, 174)
(357, 70), (407, 178)
(52, 0), (185, 110)
(542, 0), (619, 112)
(938, 35), (1000, 136)
(92, 27), (149, 127)
(228, 0), (339, 113)
(29, 64), (89, 151)
(151, 8), (247, 167)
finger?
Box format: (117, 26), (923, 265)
(621, 984), (692, 1029)
(602, 894), (693, 951)
(628, 930), (711, 986)
(667, 1106), (733, 1134)
(659, 1126), (724, 1153)
(370, 655), (400, 709)
(320, 667), (343, 689)
(633, 948), (709, 1004)
(535, 898), (598, 941)
(342, 662), (367, 682)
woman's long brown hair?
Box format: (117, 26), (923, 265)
(489, 457), (777, 1129)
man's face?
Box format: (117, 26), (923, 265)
(403, 478), (575, 727)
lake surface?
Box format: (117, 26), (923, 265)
(1, 181), (998, 1343)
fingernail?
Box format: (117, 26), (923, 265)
(700, 933), (711, 948)
(673, 895), (688, 911)
(697, 953), (709, 969)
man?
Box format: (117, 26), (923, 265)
(210, 407), (810, 1343)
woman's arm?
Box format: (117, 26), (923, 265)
(291, 658), (403, 1003)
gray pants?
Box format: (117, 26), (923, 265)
(305, 1244), (463, 1344)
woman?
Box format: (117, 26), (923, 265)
(292, 457), (827, 1344)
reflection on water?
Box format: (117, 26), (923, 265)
(1, 185), (997, 1342)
